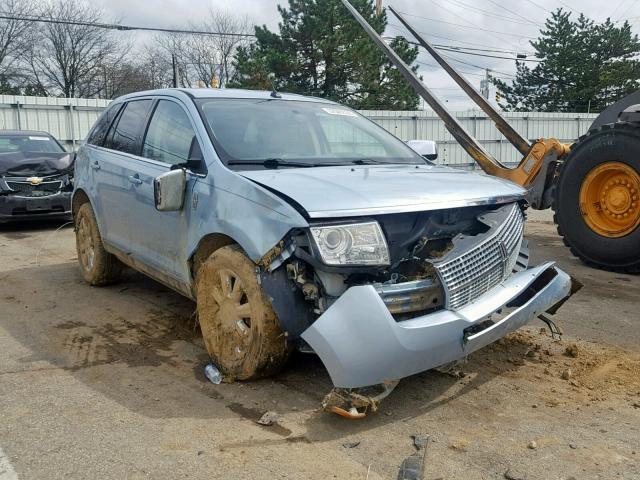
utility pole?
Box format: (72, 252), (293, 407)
(172, 53), (178, 88)
(479, 68), (491, 100)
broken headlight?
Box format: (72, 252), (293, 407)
(310, 221), (390, 266)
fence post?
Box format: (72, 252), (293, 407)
(15, 101), (21, 130)
(576, 116), (581, 140)
(65, 103), (76, 150)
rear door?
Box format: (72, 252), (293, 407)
(92, 99), (154, 251)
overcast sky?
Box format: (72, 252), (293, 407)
(95, 0), (640, 110)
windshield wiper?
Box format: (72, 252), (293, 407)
(346, 158), (423, 165)
(228, 158), (345, 169)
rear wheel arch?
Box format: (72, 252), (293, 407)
(71, 189), (91, 218)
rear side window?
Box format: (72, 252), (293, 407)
(87, 103), (123, 146)
(104, 99), (153, 155)
(142, 100), (199, 166)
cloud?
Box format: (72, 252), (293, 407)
(94, 0), (639, 110)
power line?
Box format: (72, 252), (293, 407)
(609, 0), (630, 19)
(388, 25), (541, 62)
(423, 0), (531, 50)
(0, 12), (256, 37)
(441, 0), (536, 25)
(396, 10), (537, 40)
(435, 45), (541, 62)
(385, 24), (536, 54)
(556, 0), (580, 14)
(416, 60), (485, 78)
(616, 0), (640, 21)
(482, 0), (544, 26)
(437, 53), (517, 78)
(521, 0), (552, 12)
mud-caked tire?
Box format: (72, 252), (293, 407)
(196, 245), (291, 381)
(74, 202), (123, 285)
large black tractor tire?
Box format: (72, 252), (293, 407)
(553, 122), (640, 273)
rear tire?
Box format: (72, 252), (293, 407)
(553, 123), (640, 273)
(195, 245), (291, 381)
(74, 202), (123, 285)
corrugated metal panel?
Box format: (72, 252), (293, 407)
(0, 95), (598, 159)
(360, 109), (599, 167)
(0, 95), (111, 149)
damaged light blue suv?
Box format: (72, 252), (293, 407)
(73, 88), (576, 404)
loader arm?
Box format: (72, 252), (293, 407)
(341, 0), (571, 204)
(388, 6), (532, 158)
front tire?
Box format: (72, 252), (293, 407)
(196, 245), (291, 381)
(553, 123), (640, 273)
(74, 202), (123, 285)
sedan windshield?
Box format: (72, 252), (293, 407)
(0, 135), (64, 154)
(197, 98), (425, 168)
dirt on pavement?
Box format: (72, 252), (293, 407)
(0, 216), (639, 480)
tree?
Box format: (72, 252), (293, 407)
(493, 9), (640, 113)
(0, 0), (38, 91)
(28, 0), (127, 98)
(230, 0), (420, 110)
(187, 10), (251, 88)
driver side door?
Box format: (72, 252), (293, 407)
(127, 98), (205, 286)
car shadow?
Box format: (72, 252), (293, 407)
(1, 260), (542, 442)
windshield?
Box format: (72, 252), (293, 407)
(196, 98), (425, 168)
(0, 135), (64, 154)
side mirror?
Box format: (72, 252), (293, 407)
(154, 169), (186, 212)
(406, 140), (438, 161)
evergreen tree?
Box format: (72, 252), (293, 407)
(230, 0), (420, 110)
(493, 9), (640, 112)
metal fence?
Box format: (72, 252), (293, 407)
(360, 109), (599, 168)
(0, 95), (598, 167)
(0, 95), (110, 150)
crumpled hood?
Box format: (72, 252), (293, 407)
(239, 164), (526, 218)
(0, 152), (74, 177)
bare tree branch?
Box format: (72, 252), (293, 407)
(0, 0), (38, 75)
(28, 0), (128, 97)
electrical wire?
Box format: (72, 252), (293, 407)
(440, 0), (536, 25)
(0, 12), (256, 37)
(616, 0), (640, 21)
(609, 0), (631, 19)
(482, 0), (544, 26)
(396, 11), (537, 40)
(387, 27), (537, 53)
(388, 25), (541, 62)
(521, 0), (551, 12)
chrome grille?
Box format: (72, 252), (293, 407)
(434, 203), (524, 310)
(6, 180), (62, 195)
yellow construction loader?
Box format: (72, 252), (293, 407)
(343, 0), (640, 273)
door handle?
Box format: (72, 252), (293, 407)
(128, 175), (143, 185)
(90, 161), (100, 170)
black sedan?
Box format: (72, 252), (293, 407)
(0, 130), (73, 223)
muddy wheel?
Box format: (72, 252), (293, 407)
(196, 245), (291, 381)
(74, 202), (122, 285)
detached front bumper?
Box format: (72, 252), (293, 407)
(301, 262), (574, 388)
(0, 191), (72, 223)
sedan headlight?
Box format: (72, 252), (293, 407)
(310, 221), (390, 266)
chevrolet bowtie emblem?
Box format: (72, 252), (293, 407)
(26, 176), (44, 185)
